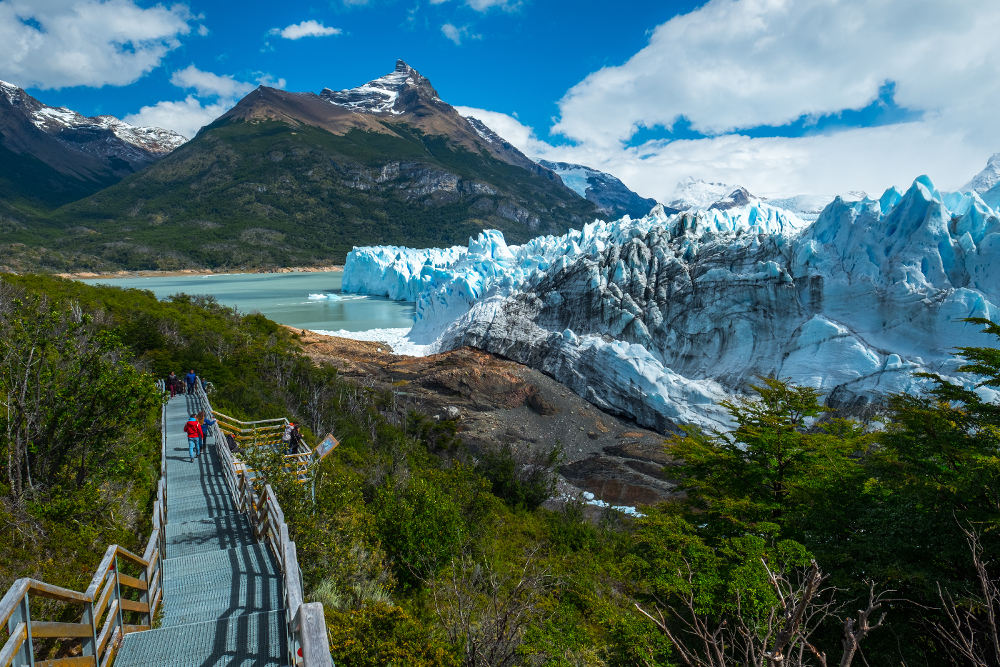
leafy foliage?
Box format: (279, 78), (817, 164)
(7, 274), (1000, 666)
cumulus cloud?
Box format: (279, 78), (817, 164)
(125, 68), (283, 139)
(454, 106), (549, 154)
(0, 0), (193, 89)
(555, 0), (1000, 147)
(441, 23), (479, 45)
(463, 0), (1000, 200)
(430, 0), (518, 11)
(458, 109), (981, 203)
(270, 20), (341, 40)
(124, 96), (227, 140)
(170, 66), (254, 99)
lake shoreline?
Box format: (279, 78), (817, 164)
(62, 265), (343, 280)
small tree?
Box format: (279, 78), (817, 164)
(667, 378), (867, 538)
(636, 558), (889, 667)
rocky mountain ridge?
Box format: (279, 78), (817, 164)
(536, 159), (661, 220)
(15, 61), (597, 270)
(0, 79), (185, 209)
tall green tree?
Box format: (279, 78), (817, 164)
(667, 377), (868, 541)
(0, 287), (160, 500)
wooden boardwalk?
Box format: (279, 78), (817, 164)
(115, 394), (287, 666)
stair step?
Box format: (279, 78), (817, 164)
(115, 609), (287, 667)
(160, 544), (283, 627)
(166, 515), (257, 559)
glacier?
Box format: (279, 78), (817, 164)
(340, 176), (1000, 432)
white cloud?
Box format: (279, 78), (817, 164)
(125, 69), (283, 138)
(430, 0), (518, 11)
(457, 108), (982, 203)
(441, 23), (479, 45)
(455, 106), (550, 154)
(555, 0), (1000, 147)
(0, 0), (193, 89)
(478, 0), (1000, 200)
(124, 96), (229, 140)
(270, 20), (341, 40)
(170, 66), (254, 99)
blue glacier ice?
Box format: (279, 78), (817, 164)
(340, 177), (1000, 431)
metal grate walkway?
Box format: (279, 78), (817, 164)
(116, 394), (288, 666)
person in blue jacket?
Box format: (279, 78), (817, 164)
(185, 369), (197, 394)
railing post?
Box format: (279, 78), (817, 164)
(113, 554), (125, 643)
(81, 600), (99, 659)
(6, 591), (33, 667)
(140, 555), (152, 629)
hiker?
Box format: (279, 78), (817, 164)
(185, 369), (197, 395)
(202, 413), (218, 450)
(183, 413), (203, 460)
(282, 422), (295, 453)
(166, 371), (178, 398)
(289, 423), (303, 455)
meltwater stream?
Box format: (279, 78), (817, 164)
(79, 271), (415, 332)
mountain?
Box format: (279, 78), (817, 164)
(38, 61), (596, 270)
(666, 178), (738, 210)
(340, 175), (1000, 432)
(0, 80), (184, 209)
(963, 153), (1000, 193)
(535, 159), (661, 219)
(668, 178), (871, 222)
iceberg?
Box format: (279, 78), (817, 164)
(340, 177), (1000, 431)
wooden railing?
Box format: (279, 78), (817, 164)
(193, 383), (331, 666)
(0, 404), (168, 667)
(212, 411), (312, 483)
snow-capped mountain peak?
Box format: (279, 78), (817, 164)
(667, 178), (742, 210)
(708, 186), (757, 210)
(536, 159), (660, 219)
(0, 80), (186, 158)
(321, 59), (441, 115)
(963, 153), (1000, 194)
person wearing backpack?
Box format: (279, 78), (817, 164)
(288, 424), (303, 455)
(183, 414), (203, 461)
(202, 413), (217, 450)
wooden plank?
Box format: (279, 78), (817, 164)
(96, 600), (118, 655)
(114, 546), (146, 567)
(145, 550), (160, 582)
(142, 527), (159, 561)
(116, 574), (146, 592)
(123, 624), (148, 635)
(0, 579), (28, 627)
(93, 577), (114, 627)
(28, 580), (89, 603)
(35, 657), (96, 667)
(84, 547), (117, 599)
(296, 603), (333, 667)
(31, 621), (94, 638)
(119, 599), (148, 614)
(99, 626), (120, 667)
(148, 587), (162, 621)
(0, 621), (27, 665)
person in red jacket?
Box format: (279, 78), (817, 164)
(183, 414), (204, 460)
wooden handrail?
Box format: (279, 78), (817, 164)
(193, 383), (331, 666)
(0, 399), (168, 667)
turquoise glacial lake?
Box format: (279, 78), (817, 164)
(79, 271), (414, 332)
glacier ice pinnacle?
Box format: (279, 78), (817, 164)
(342, 175), (1000, 432)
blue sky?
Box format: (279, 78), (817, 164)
(1, 0), (999, 199)
(10, 0), (688, 145)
